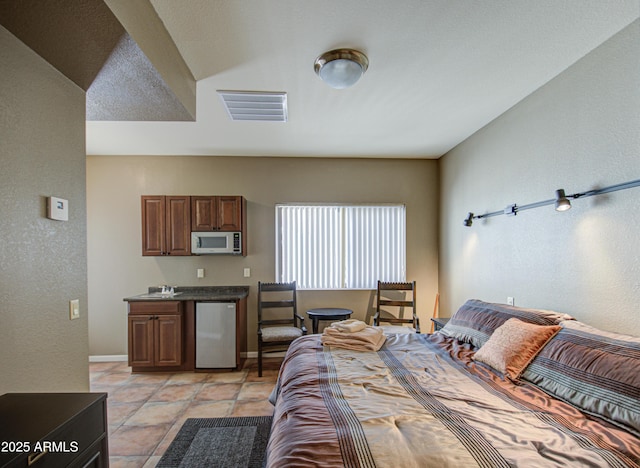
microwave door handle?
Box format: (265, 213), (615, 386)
(196, 237), (201, 248)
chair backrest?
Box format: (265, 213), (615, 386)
(376, 281), (417, 328)
(258, 281), (298, 327)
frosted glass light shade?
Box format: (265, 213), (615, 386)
(314, 49), (369, 89)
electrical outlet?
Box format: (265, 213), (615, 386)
(507, 297), (514, 306)
(69, 299), (80, 320)
(243, 268), (251, 278)
(197, 268), (205, 278)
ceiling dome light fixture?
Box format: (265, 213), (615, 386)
(314, 48), (369, 89)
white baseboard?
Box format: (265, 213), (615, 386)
(90, 353), (283, 362)
(89, 355), (128, 362)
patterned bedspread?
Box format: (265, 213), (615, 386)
(266, 333), (640, 467)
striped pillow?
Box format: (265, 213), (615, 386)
(439, 299), (573, 349)
(522, 320), (640, 435)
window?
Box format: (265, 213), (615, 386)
(275, 204), (406, 289)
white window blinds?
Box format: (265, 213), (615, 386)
(276, 204), (406, 289)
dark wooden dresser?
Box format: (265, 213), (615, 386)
(0, 393), (108, 468)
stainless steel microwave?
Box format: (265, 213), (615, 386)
(191, 231), (242, 255)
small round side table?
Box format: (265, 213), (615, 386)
(306, 308), (353, 334)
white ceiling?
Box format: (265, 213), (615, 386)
(86, 0), (639, 158)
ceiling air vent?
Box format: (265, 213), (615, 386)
(217, 91), (287, 122)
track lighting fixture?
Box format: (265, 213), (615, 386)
(463, 178), (640, 227)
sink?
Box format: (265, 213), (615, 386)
(138, 292), (183, 298)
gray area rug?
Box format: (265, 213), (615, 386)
(156, 416), (273, 468)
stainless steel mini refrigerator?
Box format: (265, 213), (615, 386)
(195, 302), (236, 368)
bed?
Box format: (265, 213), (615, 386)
(266, 299), (640, 467)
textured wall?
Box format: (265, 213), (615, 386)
(86, 156), (438, 356)
(0, 26), (89, 392)
(439, 20), (640, 335)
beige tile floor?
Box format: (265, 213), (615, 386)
(90, 358), (282, 468)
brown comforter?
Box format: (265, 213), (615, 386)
(266, 333), (640, 467)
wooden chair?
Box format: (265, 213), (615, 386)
(372, 281), (420, 333)
(257, 281), (307, 377)
(430, 293), (440, 333)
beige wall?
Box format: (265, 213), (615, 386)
(439, 20), (640, 335)
(0, 26), (89, 392)
(87, 156), (438, 356)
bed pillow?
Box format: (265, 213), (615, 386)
(439, 299), (572, 348)
(522, 320), (640, 435)
(473, 318), (560, 380)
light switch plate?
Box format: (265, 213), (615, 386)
(197, 268), (205, 278)
(243, 268), (251, 277)
(69, 299), (80, 320)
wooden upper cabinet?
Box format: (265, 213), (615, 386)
(191, 197), (215, 231)
(191, 196), (243, 231)
(141, 196), (165, 256)
(165, 196), (191, 255)
(142, 196), (191, 256)
(218, 196), (243, 230)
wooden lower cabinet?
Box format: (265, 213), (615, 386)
(128, 301), (183, 369)
(126, 295), (248, 372)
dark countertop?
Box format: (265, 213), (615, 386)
(124, 286), (249, 302)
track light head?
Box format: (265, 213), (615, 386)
(463, 212), (474, 227)
(555, 189), (572, 212)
